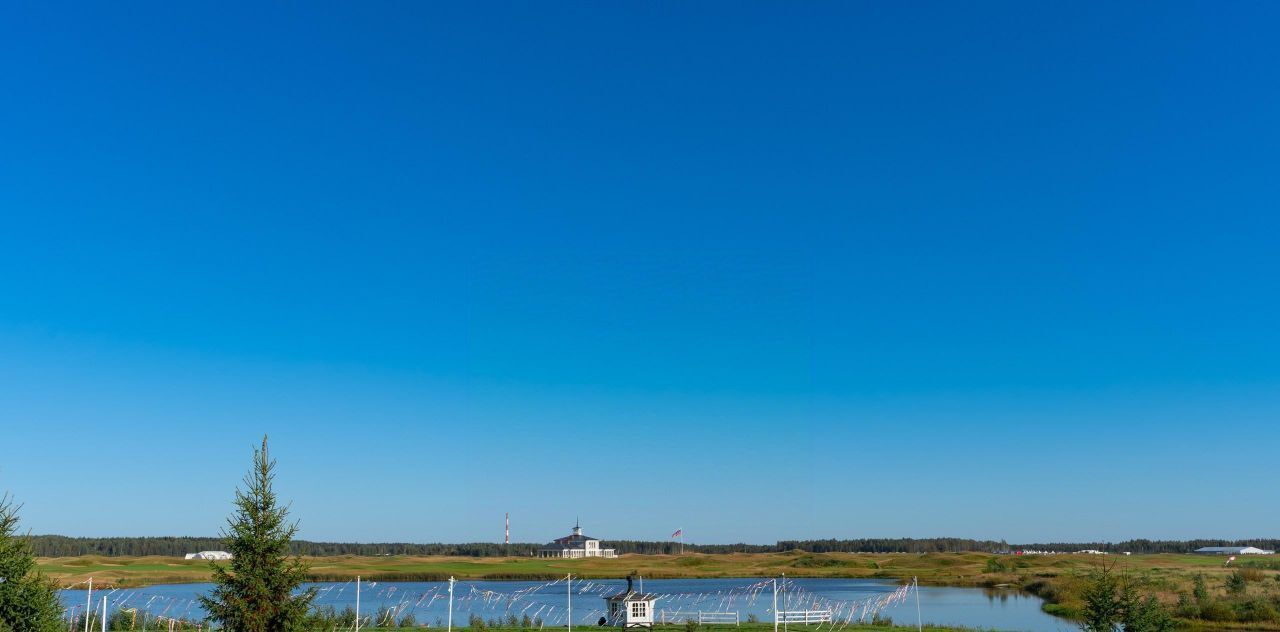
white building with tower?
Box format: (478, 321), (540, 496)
(537, 520), (617, 558)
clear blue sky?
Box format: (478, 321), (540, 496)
(1, 2), (1277, 545)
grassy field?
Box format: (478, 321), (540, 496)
(38, 550), (1274, 589)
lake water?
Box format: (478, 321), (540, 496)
(59, 578), (1072, 632)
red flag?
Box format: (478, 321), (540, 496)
(671, 529), (682, 538)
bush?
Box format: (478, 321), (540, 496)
(1175, 592), (1199, 619)
(684, 618), (700, 632)
(399, 612), (418, 628)
(1234, 598), (1280, 623)
(375, 607), (398, 628)
(746, 614), (759, 624)
(469, 613), (487, 631)
(1193, 573), (1208, 604)
(1226, 571), (1248, 596)
(1200, 601), (1236, 622)
(107, 609), (134, 631)
(1121, 594), (1174, 632)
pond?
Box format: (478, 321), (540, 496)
(59, 577), (1073, 632)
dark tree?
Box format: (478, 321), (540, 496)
(199, 436), (315, 631)
(1119, 591), (1175, 632)
(1079, 563), (1122, 632)
(0, 494), (62, 632)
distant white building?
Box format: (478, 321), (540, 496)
(1194, 546), (1275, 555)
(184, 551), (234, 560)
(538, 520), (617, 558)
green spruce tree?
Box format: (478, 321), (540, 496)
(1192, 573), (1208, 604)
(0, 494), (63, 632)
(1079, 563), (1121, 632)
(199, 436), (315, 631)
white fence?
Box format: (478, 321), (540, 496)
(660, 611), (741, 626)
(697, 612), (740, 626)
(777, 610), (833, 624)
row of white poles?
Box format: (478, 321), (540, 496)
(77, 570), (921, 631)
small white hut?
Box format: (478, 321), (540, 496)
(605, 575), (658, 629)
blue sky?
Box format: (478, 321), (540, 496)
(1, 2), (1277, 544)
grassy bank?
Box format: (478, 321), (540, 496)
(38, 550), (1274, 588)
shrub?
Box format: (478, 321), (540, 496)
(746, 614), (759, 624)
(399, 612), (418, 628)
(684, 618), (700, 632)
(338, 606), (358, 627)
(1234, 598), (1280, 623)
(1121, 593), (1174, 632)
(1175, 592), (1199, 619)
(375, 607), (397, 628)
(107, 609), (134, 631)
(1200, 601), (1236, 622)
(1239, 568), (1265, 582)
(1193, 573), (1208, 604)
(1226, 571), (1248, 596)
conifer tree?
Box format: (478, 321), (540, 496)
(0, 494), (63, 632)
(1079, 563), (1121, 632)
(199, 436), (315, 631)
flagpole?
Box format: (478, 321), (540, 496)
(448, 576), (455, 632)
(84, 578), (93, 632)
(914, 577), (922, 632)
(772, 578), (778, 632)
(781, 573), (787, 632)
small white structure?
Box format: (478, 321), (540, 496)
(606, 576), (657, 629)
(184, 551), (233, 560)
(1195, 546), (1275, 555)
(537, 520), (617, 558)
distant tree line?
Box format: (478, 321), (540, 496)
(1014, 539), (1280, 554)
(26, 535), (1280, 558)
